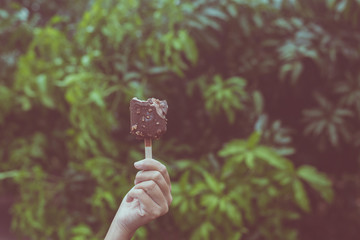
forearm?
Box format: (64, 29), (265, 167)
(105, 218), (134, 240)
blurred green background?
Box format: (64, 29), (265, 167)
(0, 0), (360, 239)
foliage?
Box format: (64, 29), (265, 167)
(203, 75), (248, 123)
(1, 0), (360, 239)
(171, 132), (332, 240)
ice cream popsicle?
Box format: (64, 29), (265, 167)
(130, 97), (168, 158)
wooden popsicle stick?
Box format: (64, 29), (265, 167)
(144, 138), (152, 159)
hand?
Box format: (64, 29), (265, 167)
(105, 159), (172, 240)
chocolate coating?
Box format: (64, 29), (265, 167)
(130, 97), (168, 139)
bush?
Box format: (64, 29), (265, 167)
(1, 0), (360, 239)
(171, 132), (332, 240)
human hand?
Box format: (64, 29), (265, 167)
(105, 159), (172, 240)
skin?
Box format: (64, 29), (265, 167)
(105, 159), (172, 240)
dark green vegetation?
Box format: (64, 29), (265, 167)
(1, 0), (359, 239)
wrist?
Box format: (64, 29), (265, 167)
(105, 219), (135, 240)
(117, 220), (135, 240)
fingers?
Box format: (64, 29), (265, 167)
(126, 188), (161, 217)
(135, 170), (172, 205)
(134, 180), (168, 210)
(134, 159), (171, 188)
(112, 159), (171, 236)
(126, 185), (168, 218)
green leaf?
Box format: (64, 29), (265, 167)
(218, 140), (247, 157)
(175, 160), (193, 170)
(36, 74), (47, 93)
(297, 165), (331, 186)
(201, 194), (219, 213)
(279, 63), (292, 80)
(245, 152), (255, 169)
(327, 123), (338, 146)
(239, 16), (250, 36)
(253, 13), (263, 28)
(297, 165), (333, 202)
(203, 7), (228, 20)
(71, 224), (92, 236)
(123, 72), (141, 82)
(254, 146), (289, 169)
(247, 131), (261, 148)
(179, 170), (190, 191)
(189, 182), (207, 196)
(253, 90), (264, 114)
(303, 109), (323, 118)
(89, 90), (105, 107)
(0, 170), (20, 180)
(276, 147), (295, 156)
(291, 61), (303, 84)
(251, 178), (269, 186)
(202, 172), (222, 194)
(225, 201), (242, 223)
(57, 73), (91, 87)
(183, 34), (198, 64)
(293, 179), (310, 212)
(197, 15), (221, 30)
(227, 4), (237, 17)
(49, 15), (67, 25)
(224, 103), (235, 124)
(103, 191), (116, 209)
(336, 0), (347, 12)
(230, 232), (242, 240)
(191, 221), (215, 240)
(147, 66), (169, 75)
(179, 199), (189, 214)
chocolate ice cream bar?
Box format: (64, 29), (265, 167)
(130, 97), (168, 140)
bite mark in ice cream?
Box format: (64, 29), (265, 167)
(130, 97), (168, 139)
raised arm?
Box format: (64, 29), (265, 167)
(105, 159), (172, 240)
